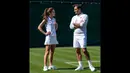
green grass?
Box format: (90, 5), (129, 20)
(30, 46), (100, 73)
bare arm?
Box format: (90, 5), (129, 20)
(54, 18), (58, 31)
(54, 22), (58, 31)
(38, 19), (49, 35)
(73, 23), (81, 28)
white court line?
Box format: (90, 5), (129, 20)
(65, 62), (78, 66)
(65, 61), (100, 67)
(65, 61), (101, 72)
(65, 60), (100, 64)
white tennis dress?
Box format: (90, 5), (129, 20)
(44, 17), (58, 45)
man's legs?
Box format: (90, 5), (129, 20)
(74, 48), (84, 70)
(82, 48), (95, 71)
(73, 36), (83, 70)
(79, 36), (95, 71)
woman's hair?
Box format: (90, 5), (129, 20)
(42, 7), (54, 20)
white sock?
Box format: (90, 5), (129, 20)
(78, 61), (82, 67)
(88, 60), (93, 67)
(44, 66), (47, 68)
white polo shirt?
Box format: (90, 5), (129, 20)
(70, 13), (88, 36)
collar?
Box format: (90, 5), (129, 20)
(76, 13), (83, 16)
(48, 17), (53, 20)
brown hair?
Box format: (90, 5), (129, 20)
(42, 7), (54, 20)
(73, 4), (83, 10)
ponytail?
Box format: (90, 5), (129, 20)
(42, 8), (49, 20)
(41, 7), (54, 22)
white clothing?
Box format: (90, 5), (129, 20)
(70, 13), (88, 36)
(70, 13), (88, 48)
(73, 35), (87, 48)
(44, 17), (58, 45)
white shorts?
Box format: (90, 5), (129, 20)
(73, 35), (87, 48)
(44, 35), (59, 45)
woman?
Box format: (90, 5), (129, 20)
(38, 7), (58, 71)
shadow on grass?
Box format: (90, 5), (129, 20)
(56, 66), (100, 71)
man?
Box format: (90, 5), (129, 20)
(69, 4), (95, 71)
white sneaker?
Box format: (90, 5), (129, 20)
(43, 66), (48, 71)
(75, 66), (84, 71)
(48, 65), (57, 70)
(89, 65), (96, 72)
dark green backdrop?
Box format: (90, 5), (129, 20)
(29, 3), (100, 48)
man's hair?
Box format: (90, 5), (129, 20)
(72, 4), (83, 10)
